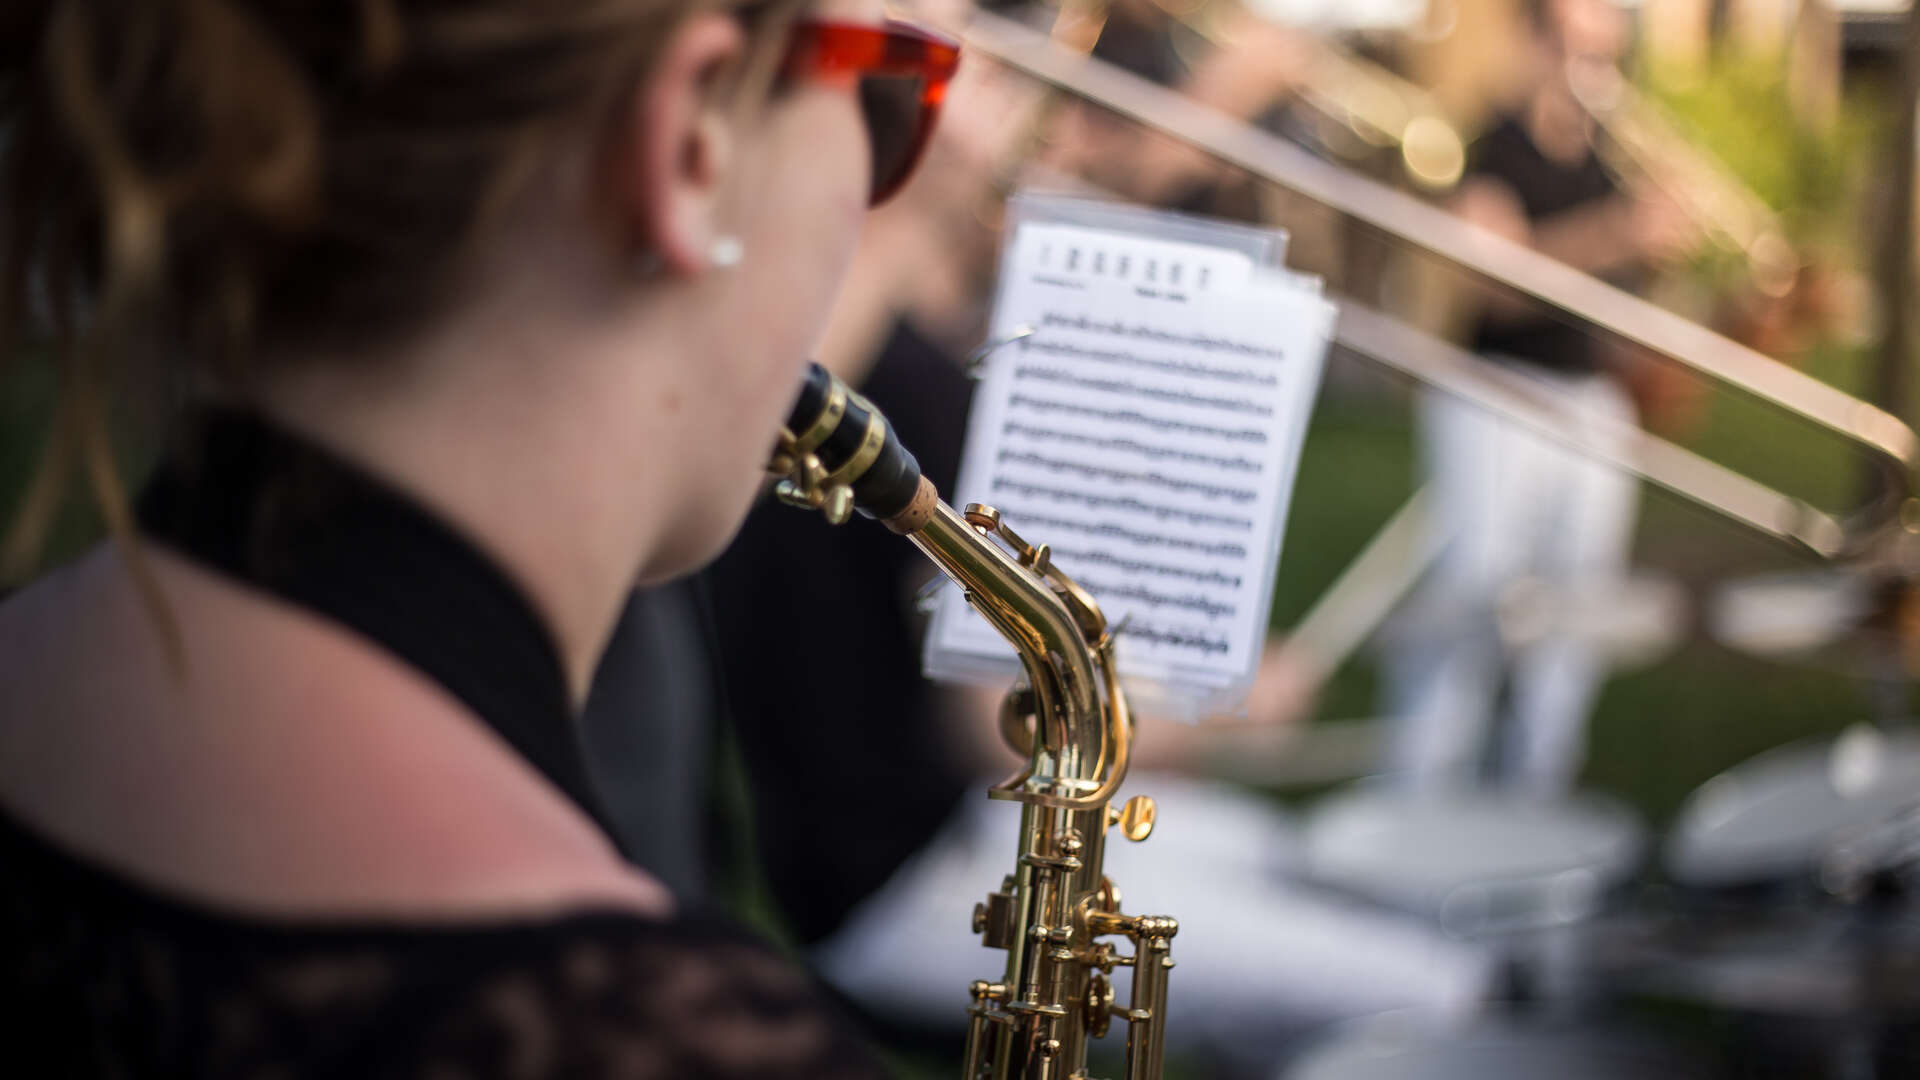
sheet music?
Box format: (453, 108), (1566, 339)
(927, 207), (1333, 711)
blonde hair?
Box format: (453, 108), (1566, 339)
(0, 0), (801, 585)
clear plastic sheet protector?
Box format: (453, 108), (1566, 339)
(924, 192), (1335, 718)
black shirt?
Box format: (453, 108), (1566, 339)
(709, 321), (976, 946)
(0, 411), (889, 1078)
(1467, 112), (1632, 375)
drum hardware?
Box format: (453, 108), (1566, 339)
(1302, 788), (1645, 938)
(1579, 739), (1920, 1078)
(1282, 1012), (1715, 1080)
(1819, 797), (1920, 904)
(1665, 724), (1920, 892)
(1299, 787), (1646, 1017)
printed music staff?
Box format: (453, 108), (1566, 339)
(927, 195), (1334, 714)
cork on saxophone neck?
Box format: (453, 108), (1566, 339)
(881, 475), (941, 535)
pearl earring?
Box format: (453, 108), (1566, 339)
(708, 235), (745, 270)
(632, 236), (743, 276)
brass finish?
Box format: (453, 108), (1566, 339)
(980, 886), (1020, 951)
(822, 411), (887, 490)
(769, 406), (866, 526)
(1116, 795), (1157, 842)
(791, 382), (848, 455)
(1086, 972), (1116, 1039)
(1186, 6), (1467, 191)
(772, 367), (1179, 1078)
(913, 492), (1176, 1079)
(1072, 0), (1467, 191)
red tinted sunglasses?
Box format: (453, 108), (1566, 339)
(783, 19), (961, 206)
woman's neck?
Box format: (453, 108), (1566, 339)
(255, 262), (695, 705)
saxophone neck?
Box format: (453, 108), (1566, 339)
(768, 362), (1127, 806)
(906, 490), (1124, 806)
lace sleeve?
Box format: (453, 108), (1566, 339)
(384, 915), (894, 1079)
(1, 806), (897, 1078)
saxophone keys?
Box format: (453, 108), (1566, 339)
(823, 485), (853, 525)
(772, 479), (814, 509)
(977, 888), (1018, 949)
(963, 503), (1002, 532)
(1026, 542), (1052, 574)
(1113, 795), (1157, 842)
(1085, 972), (1116, 1039)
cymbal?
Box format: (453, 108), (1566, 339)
(1666, 724), (1920, 890)
(1589, 901), (1920, 1018)
(1286, 1015), (1708, 1080)
(1303, 786), (1644, 935)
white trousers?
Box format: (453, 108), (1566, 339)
(811, 774), (1494, 1069)
(1384, 369), (1639, 795)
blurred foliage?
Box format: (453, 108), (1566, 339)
(1634, 52), (1896, 514)
(1642, 52), (1891, 255)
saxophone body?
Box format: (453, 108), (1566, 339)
(771, 364), (1177, 1080)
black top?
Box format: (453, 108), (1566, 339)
(135, 412), (614, 837)
(579, 582), (719, 900)
(709, 321), (976, 946)
(1466, 113), (1633, 375)
(1090, 4), (1189, 89)
(0, 411), (889, 1078)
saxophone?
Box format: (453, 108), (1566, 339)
(769, 363), (1177, 1080)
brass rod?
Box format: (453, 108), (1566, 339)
(1333, 301), (1860, 557)
(1123, 926), (1174, 1080)
(910, 498), (1109, 793)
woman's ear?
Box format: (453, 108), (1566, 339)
(617, 13), (746, 276)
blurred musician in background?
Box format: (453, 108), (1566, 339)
(1384, 0), (1701, 793)
(1043, 0), (1312, 217)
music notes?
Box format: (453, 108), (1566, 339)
(926, 197), (1333, 711)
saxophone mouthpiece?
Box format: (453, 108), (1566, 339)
(771, 363), (937, 532)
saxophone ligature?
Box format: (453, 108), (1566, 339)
(770, 363), (1177, 1080)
